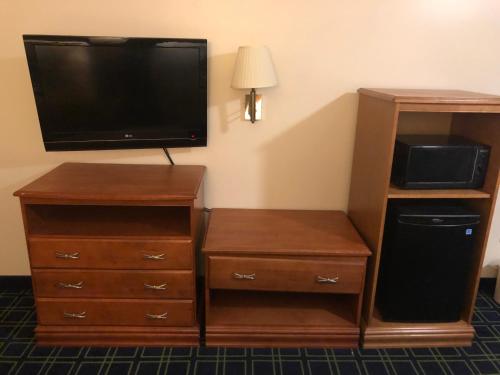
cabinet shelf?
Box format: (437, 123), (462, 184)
(27, 233), (192, 241)
(25, 204), (191, 238)
(206, 290), (360, 348)
(387, 185), (490, 199)
(208, 290), (357, 329)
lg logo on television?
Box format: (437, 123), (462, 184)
(124, 134), (133, 138)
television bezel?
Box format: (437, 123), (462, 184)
(23, 34), (208, 151)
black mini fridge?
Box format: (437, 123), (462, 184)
(377, 202), (480, 322)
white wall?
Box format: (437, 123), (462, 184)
(0, 0), (499, 275)
(483, 199), (500, 277)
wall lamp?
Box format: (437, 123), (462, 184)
(231, 46), (277, 124)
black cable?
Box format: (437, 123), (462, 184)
(162, 148), (175, 165)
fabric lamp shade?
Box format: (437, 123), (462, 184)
(231, 46), (277, 89)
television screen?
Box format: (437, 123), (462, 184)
(23, 35), (207, 151)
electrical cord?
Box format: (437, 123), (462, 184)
(161, 149), (210, 214)
(162, 148), (175, 165)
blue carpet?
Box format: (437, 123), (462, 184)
(0, 280), (499, 375)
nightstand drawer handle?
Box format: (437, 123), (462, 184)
(146, 312), (168, 320)
(143, 253), (165, 260)
(316, 276), (339, 284)
(55, 252), (80, 259)
(63, 311), (86, 319)
(144, 283), (167, 290)
(232, 272), (256, 280)
(58, 281), (84, 289)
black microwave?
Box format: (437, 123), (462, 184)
(391, 135), (490, 189)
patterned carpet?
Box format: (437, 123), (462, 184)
(0, 279), (499, 375)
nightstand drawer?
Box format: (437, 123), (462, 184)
(28, 238), (193, 270)
(209, 256), (365, 294)
(33, 270), (194, 299)
(36, 298), (195, 327)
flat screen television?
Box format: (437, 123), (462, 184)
(23, 35), (207, 151)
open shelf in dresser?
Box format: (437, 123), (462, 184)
(25, 204), (191, 238)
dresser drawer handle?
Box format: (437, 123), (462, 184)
(144, 283), (167, 290)
(232, 272), (256, 280)
(316, 276), (339, 284)
(63, 311), (86, 319)
(143, 253), (165, 260)
(58, 281), (84, 289)
(55, 252), (80, 259)
(146, 312), (168, 320)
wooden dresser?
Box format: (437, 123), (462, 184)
(202, 209), (371, 348)
(14, 162), (205, 346)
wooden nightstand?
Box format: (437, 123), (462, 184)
(202, 208), (371, 348)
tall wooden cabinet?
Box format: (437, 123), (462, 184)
(14, 162), (205, 346)
(348, 89), (500, 348)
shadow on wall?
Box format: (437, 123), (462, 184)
(207, 52), (242, 134)
(259, 93), (359, 211)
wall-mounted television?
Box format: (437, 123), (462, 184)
(23, 35), (207, 151)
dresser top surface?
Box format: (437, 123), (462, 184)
(14, 162), (205, 202)
(203, 209), (370, 256)
(358, 88), (500, 105)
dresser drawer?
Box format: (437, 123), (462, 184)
(208, 256), (365, 294)
(28, 238), (192, 269)
(36, 298), (195, 326)
(32, 269), (194, 299)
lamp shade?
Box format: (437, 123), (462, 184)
(231, 46), (277, 89)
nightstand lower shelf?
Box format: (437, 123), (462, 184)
(207, 291), (359, 348)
